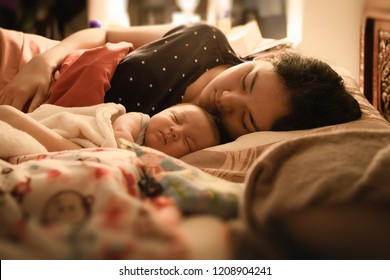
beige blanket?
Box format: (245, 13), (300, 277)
(29, 103), (125, 148)
(0, 120), (47, 158)
(245, 129), (390, 227)
(0, 103), (125, 158)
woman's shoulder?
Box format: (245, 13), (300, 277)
(164, 23), (226, 38)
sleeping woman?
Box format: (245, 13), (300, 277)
(0, 23), (362, 139)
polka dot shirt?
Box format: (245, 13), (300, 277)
(105, 23), (244, 116)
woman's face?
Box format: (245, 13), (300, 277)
(198, 60), (290, 138)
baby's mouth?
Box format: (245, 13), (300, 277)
(158, 131), (167, 145)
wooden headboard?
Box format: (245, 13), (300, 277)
(360, 0), (390, 122)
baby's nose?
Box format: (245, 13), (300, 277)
(168, 127), (181, 141)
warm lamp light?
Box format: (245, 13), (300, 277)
(87, 0), (130, 27)
(285, 0), (304, 46)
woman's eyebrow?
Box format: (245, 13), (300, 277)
(250, 70), (259, 93)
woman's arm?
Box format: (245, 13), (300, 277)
(0, 24), (176, 113)
(41, 24), (176, 71)
(0, 105), (82, 152)
(106, 24), (175, 48)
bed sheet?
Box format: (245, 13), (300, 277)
(0, 141), (243, 259)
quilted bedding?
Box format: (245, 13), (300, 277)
(0, 141), (243, 259)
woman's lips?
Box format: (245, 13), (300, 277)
(210, 90), (219, 114)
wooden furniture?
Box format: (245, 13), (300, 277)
(360, 0), (390, 122)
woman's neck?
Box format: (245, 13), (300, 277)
(183, 64), (230, 104)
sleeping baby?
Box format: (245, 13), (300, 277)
(0, 103), (220, 158)
(113, 103), (221, 158)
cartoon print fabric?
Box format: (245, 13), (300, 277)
(0, 142), (243, 259)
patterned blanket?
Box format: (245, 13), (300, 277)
(0, 141), (243, 259)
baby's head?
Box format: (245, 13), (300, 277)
(145, 104), (220, 158)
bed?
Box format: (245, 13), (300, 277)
(1, 14), (390, 259)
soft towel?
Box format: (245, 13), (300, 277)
(0, 120), (47, 158)
(28, 103), (126, 148)
(0, 103), (126, 159)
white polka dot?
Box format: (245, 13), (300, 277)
(141, 61), (145, 64)
(204, 46), (207, 50)
(182, 73), (185, 77)
(137, 102), (141, 107)
(169, 88), (172, 92)
(162, 67), (166, 71)
(153, 49), (157, 52)
(149, 84), (153, 88)
(129, 77), (133, 81)
(118, 97), (122, 102)
(152, 107), (155, 111)
(165, 40), (168, 44)
(206, 69), (209, 71)
(174, 55), (178, 59)
(213, 35), (216, 39)
(185, 43), (189, 47)
(216, 58), (219, 62)
(181, 95), (184, 99)
(194, 59), (198, 63)
(194, 31), (198, 35)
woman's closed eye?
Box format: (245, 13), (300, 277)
(243, 111), (256, 133)
(184, 137), (192, 153)
(242, 72), (250, 92)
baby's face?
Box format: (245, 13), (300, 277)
(145, 104), (219, 158)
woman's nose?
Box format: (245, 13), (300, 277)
(219, 90), (243, 113)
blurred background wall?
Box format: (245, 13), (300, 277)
(296, 0), (365, 80)
(0, 0), (365, 79)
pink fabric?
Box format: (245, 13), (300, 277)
(0, 28), (133, 108)
(46, 42), (133, 107)
(0, 27), (58, 92)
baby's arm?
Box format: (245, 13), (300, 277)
(112, 112), (144, 143)
(0, 105), (82, 152)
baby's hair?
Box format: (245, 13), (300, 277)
(209, 114), (234, 144)
(202, 109), (221, 145)
(174, 103), (224, 145)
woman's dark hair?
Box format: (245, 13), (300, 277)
(264, 52), (362, 131)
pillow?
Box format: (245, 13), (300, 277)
(46, 42), (133, 107)
(244, 129), (390, 226)
(241, 129), (390, 259)
(180, 66), (390, 182)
